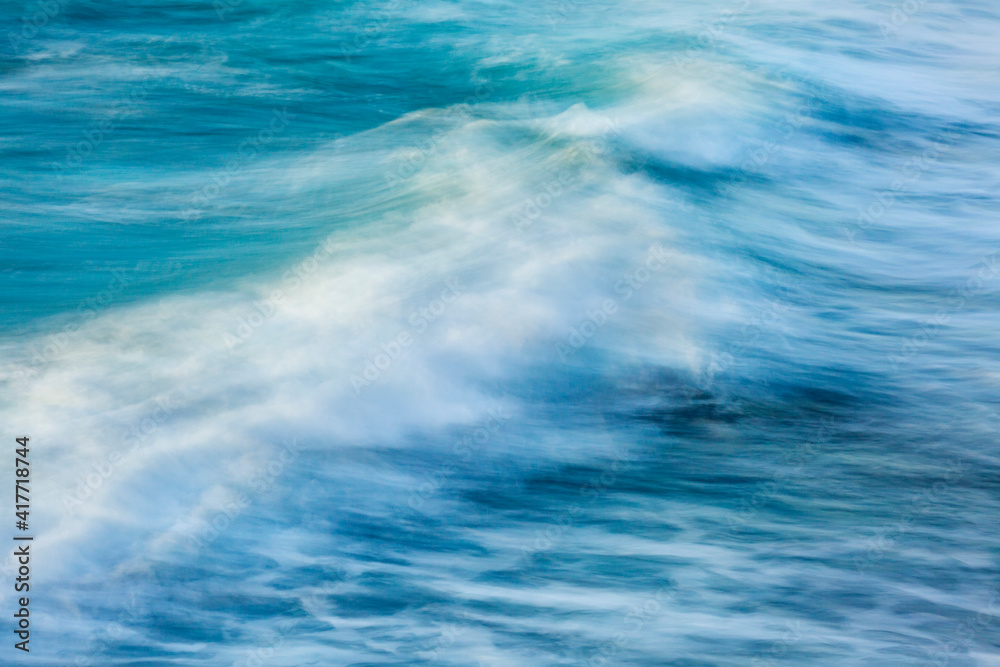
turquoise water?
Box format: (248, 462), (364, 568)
(2, 0), (1000, 665)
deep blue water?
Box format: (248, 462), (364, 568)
(2, 0), (1000, 665)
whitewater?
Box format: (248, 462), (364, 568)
(1, 0), (999, 664)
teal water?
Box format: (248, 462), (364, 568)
(1, 0), (1000, 665)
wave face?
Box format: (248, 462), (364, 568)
(2, 0), (1000, 664)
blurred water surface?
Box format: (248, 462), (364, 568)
(1, 0), (999, 664)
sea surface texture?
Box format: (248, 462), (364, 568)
(1, 0), (999, 665)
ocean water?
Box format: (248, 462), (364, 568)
(2, 0), (1000, 664)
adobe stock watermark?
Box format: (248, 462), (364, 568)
(71, 584), (147, 667)
(556, 243), (669, 363)
(520, 443), (636, 562)
(727, 417), (834, 532)
(844, 130), (958, 245)
(62, 389), (186, 514)
(853, 458), (965, 573)
(6, 0), (69, 54)
(418, 610), (477, 663)
(922, 586), (1000, 667)
(223, 290), (286, 352)
(727, 94), (822, 191)
(695, 296), (790, 392)
(17, 269), (137, 383)
(750, 622), (805, 667)
(318, 0), (406, 61)
(510, 115), (625, 232)
(350, 278), (465, 394)
(52, 61), (163, 178)
(213, 0), (243, 21)
(669, 0), (751, 71)
(384, 80), (496, 188)
(16, 261), (184, 384)
(188, 439), (302, 550)
(543, 0), (584, 26)
(299, 580), (346, 618)
(888, 252), (998, 372)
(181, 107), (293, 221)
(224, 230), (344, 351)
(510, 171), (575, 231)
(584, 583), (677, 666)
(877, 0), (929, 40)
(230, 621), (294, 667)
(406, 407), (509, 511)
